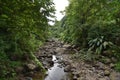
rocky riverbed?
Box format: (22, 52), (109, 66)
(17, 39), (120, 80)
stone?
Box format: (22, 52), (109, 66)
(15, 66), (24, 73)
(47, 60), (54, 66)
(110, 72), (120, 80)
(25, 77), (32, 80)
(105, 58), (111, 64)
(27, 64), (36, 70)
(47, 54), (52, 58)
(55, 47), (66, 54)
(64, 65), (71, 72)
(95, 62), (105, 70)
(57, 64), (63, 68)
(103, 50), (112, 57)
(99, 71), (104, 76)
(35, 66), (41, 71)
(104, 70), (110, 76)
(71, 67), (76, 72)
(110, 63), (115, 68)
(64, 61), (70, 66)
(63, 44), (71, 48)
(72, 72), (80, 77)
(111, 57), (117, 63)
(99, 77), (110, 80)
(26, 71), (34, 77)
(73, 75), (78, 80)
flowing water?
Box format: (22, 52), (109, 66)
(33, 55), (71, 80)
(45, 55), (70, 80)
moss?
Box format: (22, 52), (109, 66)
(30, 52), (46, 73)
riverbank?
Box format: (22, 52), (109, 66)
(17, 39), (120, 80)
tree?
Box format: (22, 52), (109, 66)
(61, 0), (120, 47)
(0, 0), (55, 79)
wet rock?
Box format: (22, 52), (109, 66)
(57, 60), (64, 64)
(57, 64), (63, 68)
(38, 54), (47, 58)
(45, 71), (49, 77)
(47, 60), (54, 66)
(56, 56), (61, 60)
(47, 54), (52, 58)
(42, 61), (48, 66)
(44, 66), (48, 70)
(104, 70), (110, 76)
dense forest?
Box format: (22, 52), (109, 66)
(52, 0), (120, 57)
(0, 0), (120, 80)
(60, 0), (120, 58)
(0, 0), (55, 79)
(51, 0), (120, 79)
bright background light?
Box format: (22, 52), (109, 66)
(53, 0), (69, 21)
(49, 0), (69, 25)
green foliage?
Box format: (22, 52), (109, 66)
(115, 62), (120, 71)
(58, 0), (120, 46)
(0, 0), (55, 78)
(110, 45), (120, 60)
(88, 36), (113, 54)
(53, 0), (120, 71)
(72, 49), (97, 62)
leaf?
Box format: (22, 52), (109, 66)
(1, 14), (8, 18)
(97, 41), (100, 46)
(103, 41), (108, 48)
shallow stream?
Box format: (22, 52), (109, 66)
(33, 55), (71, 80)
(45, 55), (70, 80)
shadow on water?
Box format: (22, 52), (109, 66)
(33, 55), (72, 80)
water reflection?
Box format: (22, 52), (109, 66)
(45, 55), (69, 80)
